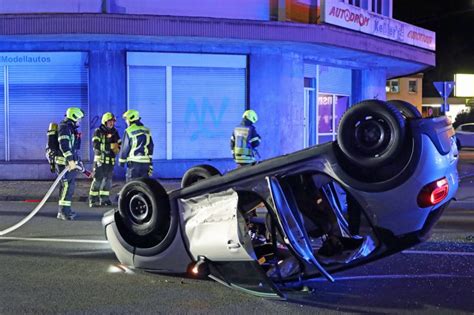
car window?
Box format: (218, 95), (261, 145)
(462, 125), (474, 132)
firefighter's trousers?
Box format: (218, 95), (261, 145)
(56, 164), (77, 214)
(89, 163), (114, 204)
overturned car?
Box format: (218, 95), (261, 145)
(103, 100), (459, 298)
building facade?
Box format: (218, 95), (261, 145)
(0, 0), (435, 179)
(386, 73), (423, 111)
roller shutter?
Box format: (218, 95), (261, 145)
(171, 66), (245, 159)
(319, 66), (352, 95)
(127, 52), (246, 160)
(0, 67), (4, 160)
(128, 66), (167, 160)
(8, 64), (89, 160)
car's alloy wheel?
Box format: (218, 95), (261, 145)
(181, 164), (222, 188)
(117, 178), (170, 248)
(337, 100), (406, 168)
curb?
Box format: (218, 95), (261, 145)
(0, 196), (92, 202)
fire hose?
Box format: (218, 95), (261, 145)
(0, 165), (91, 236)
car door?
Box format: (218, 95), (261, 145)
(179, 188), (285, 298)
(266, 176), (334, 282)
(466, 125), (474, 147)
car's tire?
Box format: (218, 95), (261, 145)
(387, 100), (422, 119)
(181, 164), (222, 188)
(118, 178), (170, 247)
(337, 100), (406, 168)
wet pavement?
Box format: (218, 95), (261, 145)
(0, 200), (472, 314)
(0, 151), (472, 314)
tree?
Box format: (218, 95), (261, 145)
(453, 108), (474, 128)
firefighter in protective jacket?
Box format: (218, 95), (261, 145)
(89, 112), (121, 207)
(119, 109), (154, 182)
(230, 109), (261, 166)
(56, 107), (84, 220)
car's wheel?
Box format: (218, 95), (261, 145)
(387, 100), (422, 119)
(118, 178), (170, 247)
(181, 164), (222, 188)
(337, 100), (406, 168)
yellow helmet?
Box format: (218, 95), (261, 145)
(101, 112), (116, 125)
(66, 107), (84, 122)
(242, 109), (258, 123)
(122, 109), (140, 123)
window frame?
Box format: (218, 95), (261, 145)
(408, 79), (418, 94)
(388, 79), (400, 93)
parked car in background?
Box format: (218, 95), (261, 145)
(455, 123), (474, 149)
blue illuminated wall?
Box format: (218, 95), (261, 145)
(250, 52), (305, 159)
(0, 39), (388, 179)
(0, 0), (270, 20)
(0, 12), (433, 179)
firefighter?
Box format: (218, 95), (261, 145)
(89, 112), (121, 207)
(119, 109), (154, 182)
(230, 109), (261, 167)
(56, 107), (84, 220)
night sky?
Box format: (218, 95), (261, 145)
(393, 0), (474, 96)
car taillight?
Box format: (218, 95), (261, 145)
(417, 177), (449, 208)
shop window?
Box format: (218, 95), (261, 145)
(317, 94), (350, 144)
(408, 80), (417, 94)
(388, 79), (399, 93)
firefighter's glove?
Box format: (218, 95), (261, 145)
(68, 160), (77, 171)
(110, 143), (120, 155)
(49, 163), (56, 174)
(148, 165), (153, 177)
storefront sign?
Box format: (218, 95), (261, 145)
(0, 52), (87, 66)
(320, 0), (435, 51)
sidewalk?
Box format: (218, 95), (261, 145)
(0, 178), (181, 202)
(0, 160), (472, 208)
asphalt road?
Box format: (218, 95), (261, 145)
(0, 197), (472, 314)
(0, 150), (473, 314)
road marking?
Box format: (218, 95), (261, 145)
(308, 274), (470, 282)
(0, 236), (108, 244)
(402, 250), (474, 256)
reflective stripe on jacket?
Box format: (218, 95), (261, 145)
(92, 125), (120, 165)
(230, 122), (260, 164)
(119, 121), (154, 164)
(56, 118), (81, 165)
